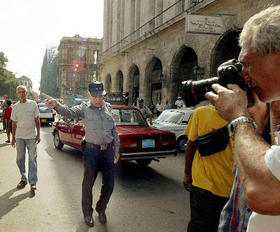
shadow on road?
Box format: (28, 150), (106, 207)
(0, 188), (30, 219)
(114, 161), (183, 195)
(76, 220), (108, 232)
(75, 221), (91, 232)
(0, 143), (10, 148)
(45, 145), (83, 162)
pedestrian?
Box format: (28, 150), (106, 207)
(156, 102), (162, 117)
(11, 85), (40, 195)
(205, 5), (280, 232)
(124, 92), (129, 105)
(138, 98), (153, 125)
(3, 100), (12, 143)
(164, 100), (171, 110)
(175, 97), (184, 109)
(1, 95), (8, 132)
(149, 102), (156, 117)
(44, 81), (120, 227)
(183, 104), (234, 232)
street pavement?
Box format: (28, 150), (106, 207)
(0, 125), (190, 232)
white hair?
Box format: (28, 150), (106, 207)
(16, 85), (27, 93)
(239, 5), (280, 55)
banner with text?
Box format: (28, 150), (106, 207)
(185, 15), (224, 34)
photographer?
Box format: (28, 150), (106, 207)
(205, 6), (280, 232)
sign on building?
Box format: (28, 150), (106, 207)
(185, 14), (224, 34)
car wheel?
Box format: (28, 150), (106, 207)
(136, 159), (152, 167)
(177, 136), (187, 152)
(53, 131), (64, 150)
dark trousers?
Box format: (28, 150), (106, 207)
(82, 146), (115, 217)
(187, 186), (229, 232)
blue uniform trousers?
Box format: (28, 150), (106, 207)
(82, 146), (115, 217)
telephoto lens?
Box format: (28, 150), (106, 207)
(181, 77), (218, 107)
(181, 59), (252, 107)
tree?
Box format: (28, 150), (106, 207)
(0, 51), (8, 72)
(0, 51), (19, 100)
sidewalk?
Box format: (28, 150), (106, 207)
(0, 122), (10, 144)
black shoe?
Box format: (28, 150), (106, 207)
(5, 140), (10, 143)
(84, 215), (94, 227)
(97, 211), (107, 224)
(17, 180), (27, 189)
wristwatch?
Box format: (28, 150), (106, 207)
(228, 116), (257, 138)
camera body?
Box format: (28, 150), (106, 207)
(181, 59), (245, 107)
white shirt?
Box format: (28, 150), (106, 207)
(247, 145), (280, 232)
(11, 100), (39, 139)
(175, 99), (184, 109)
(156, 103), (163, 112)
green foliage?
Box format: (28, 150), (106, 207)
(0, 51), (20, 100)
(0, 52), (8, 73)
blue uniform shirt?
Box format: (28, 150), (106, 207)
(55, 101), (120, 153)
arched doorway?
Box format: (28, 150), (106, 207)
(105, 74), (112, 94)
(116, 70), (124, 93)
(170, 46), (197, 106)
(145, 57), (163, 107)
(211, 30), (241, 76)
(128, 64), (140, 106)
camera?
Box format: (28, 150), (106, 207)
(181, 59), (252, 107)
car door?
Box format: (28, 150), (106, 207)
(71, 120), (85, 149)
(57, 119), (73, 145)
(179, 110), (193, 132)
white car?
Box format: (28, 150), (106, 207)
(151, 108), (194, 151)
(38, 103), (56, 125)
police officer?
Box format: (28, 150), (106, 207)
(43, 81), (120, 227)
(138, 98), (153, 125)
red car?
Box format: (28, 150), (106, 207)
(52, 105), (177, 166)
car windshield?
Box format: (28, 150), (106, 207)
(112, 108), (147, 126)
(155, 110), (185, 123)
(39, 106), (53, 113)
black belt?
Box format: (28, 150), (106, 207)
(85, 142), (113, 150)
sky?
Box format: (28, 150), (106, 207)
(0, 0), (104, 92)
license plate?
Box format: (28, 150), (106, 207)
(41, 119), (47, 122)
(142, 139), (155, 148)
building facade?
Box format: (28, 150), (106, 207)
(57, 35), (101, 99)
(100, 0), (277, 107)
(40, 47), (58, 99)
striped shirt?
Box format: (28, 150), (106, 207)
(218, 166), (252, 232)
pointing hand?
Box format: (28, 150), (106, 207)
(42, 93), (58, 108)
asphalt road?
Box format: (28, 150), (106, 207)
(0, 125), (190, 232)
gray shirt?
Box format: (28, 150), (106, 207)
(55, 101), (120, 153)
(139, 105), (152, 119)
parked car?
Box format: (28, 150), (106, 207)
(151, 108), (194, 151)
(38, 103), (56, 125)
(52, 105), (177, 166)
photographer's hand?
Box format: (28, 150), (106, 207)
(205, 83), (249, 121)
